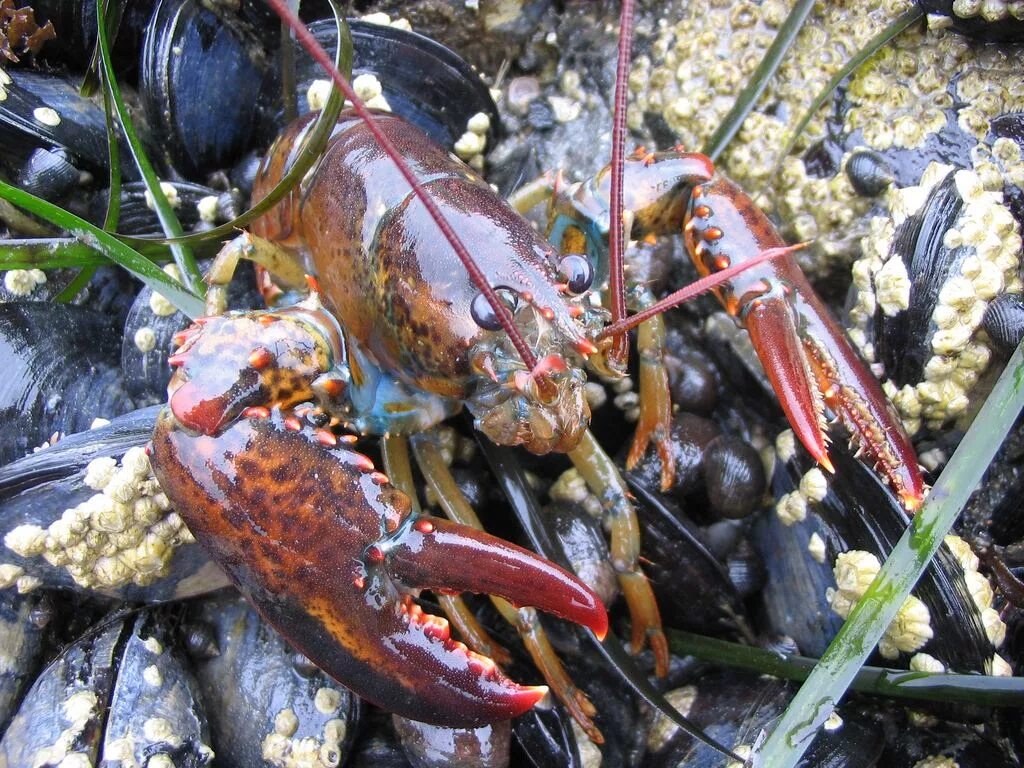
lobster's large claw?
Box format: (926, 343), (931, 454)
(151, 408), (608, 727)
(685, 177), (925, 511)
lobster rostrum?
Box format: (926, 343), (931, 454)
(149, 0), (926, 739)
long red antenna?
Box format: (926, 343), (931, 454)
(597, 243), (809, 338)
(607, 0), (634, 368)
(265, 0), (538, 370)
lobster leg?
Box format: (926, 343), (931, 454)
(683, 176), (925, 510)
(411, 432), (605, 744)
(152, 407), (607, 727)
(205, 231), (307, 315)
(569, 430), (669, 677)
(625, 286), (676, 490)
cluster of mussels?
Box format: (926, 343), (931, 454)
(0, 0), (1022, 766)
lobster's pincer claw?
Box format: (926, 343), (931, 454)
(386, 516), (609, 640)
(684, 176), (924, 511)
(743, 278), (925, 511)
(151, 407), (608, 728)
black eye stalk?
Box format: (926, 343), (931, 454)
(557, 254), (594, 296)
(471, 288), (519, 331)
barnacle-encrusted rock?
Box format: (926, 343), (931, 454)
(628, 1), (1023, 276)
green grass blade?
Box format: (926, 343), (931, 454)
(115, 5), (352, 251)
(100, 74), (122, 230)
(95, 0), (203, 294)
(53, 266), (98, 303)
(758, 338), (1024, 767)
(667, 630), (1024, 708)
(701, 0), (815, 161)
(0, 180), (204, 318)
(760, 7), (923, 194)
(0, 239), (108, 270)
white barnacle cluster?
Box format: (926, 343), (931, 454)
(549, 468), (603, 519)
(144, 181), (181, 211)
(827, 550), (934, 659)
(454, 111), (492, 171)
(912, 756), (959, 768)
(149, 263), (184, 318)
(952, 0), (1024, 22)
(29, 690), (98, 768)
(774, 457), (828, 527)
(943, 534), (1011, 675)
(261, 687), (349, 768)
(2, 447), (195, 591)
(3, 268), (47, 297)
(308, 71), (392, 114)
(849, 157), (1023, 433)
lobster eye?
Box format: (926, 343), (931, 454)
(557, 254), (593, 295)
(471, 289), (517, 331)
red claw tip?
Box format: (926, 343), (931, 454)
(305, 274), (321, 293)
(900, 489), (924, 513)
(513, 685), (549, 713)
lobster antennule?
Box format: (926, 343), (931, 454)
(597, 242), (807, 339)
(606, 0), (636, 372)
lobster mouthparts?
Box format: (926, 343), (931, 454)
(151, 408), (607, 726)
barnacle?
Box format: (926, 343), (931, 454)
(850, 159), (1023, 431)
(827, 549), (934, 659)
(2, 447), (194, 590)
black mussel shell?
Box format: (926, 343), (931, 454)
(101, 611), (214, 766)
(0, 406), (227, 601)
(764, 438), (995, 683)
(916, 1), (1024, 42)
(189, 593), (361, 766)
(879, 716), (1018, 767)
(0, 303), (136, 466)
(872, 170), (972, 386)
(120, 284), (191, 407)
(91, 180), (228, 236)
(393, 715), (510, 768)
(627, 474), (748, 636)
(0, 590), (47, 732)
(140, 0), (278, 180)
(753, 508), (844, 658)
(0, 70), (113, 191)
(0, 619), (125, 765)
(32, 0), (154, 69)
(643, 670), (884, 768)
(512, 704), (582, 768)
(545, 501), (618, 607)
(287, 18), (501, 150)
(17, 147), (80, 201)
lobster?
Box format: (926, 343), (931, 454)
(149, 0), (925, 740)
